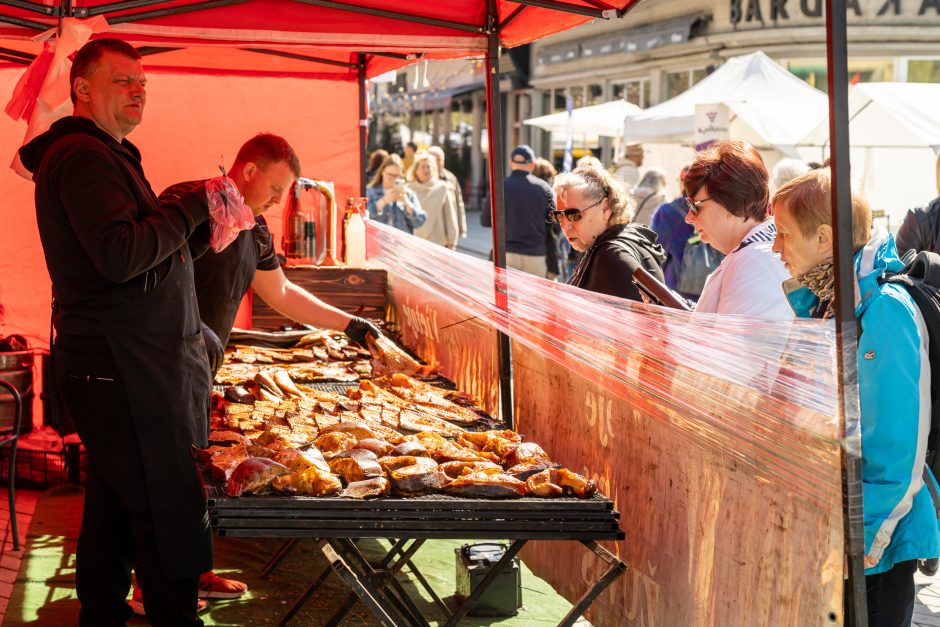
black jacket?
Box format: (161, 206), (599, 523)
(501, 170), (554, 255)
(896, 197), (940, 257)
(567, 223), (667, 302)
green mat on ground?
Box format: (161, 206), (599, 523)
(4, 485), (580, 626)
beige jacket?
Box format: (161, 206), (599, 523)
(409, 178), (459, 248)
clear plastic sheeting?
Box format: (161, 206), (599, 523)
(367, 222), (842, 507)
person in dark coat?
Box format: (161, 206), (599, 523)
(18, 39), (234, 626)
(552, 163), (666, 301)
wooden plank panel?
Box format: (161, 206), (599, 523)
(251, 266), (388, 330)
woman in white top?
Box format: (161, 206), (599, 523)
(682, 140), (792, 319)
(407, 151), (459, 249)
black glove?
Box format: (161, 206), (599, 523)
(201, 322), (225, 374)
(344, 317), (381, 346)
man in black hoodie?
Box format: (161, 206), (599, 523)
(19, 38), (231, 626)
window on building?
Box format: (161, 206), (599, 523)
(907, 59), (940, 83)
(553, 89), (567, 112)
(611, 79), (649, 108)
(587, 83), (604, 106)
(569, 86), (585, 108)
(787, 58), (894, 92)
(664, 68), (707, 100)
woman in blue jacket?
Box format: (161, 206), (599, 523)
(366, 153), (426, 234)
(772, 168), (940, 626)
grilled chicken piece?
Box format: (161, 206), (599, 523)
(525, 468), (597, 499)
(501, 442), (557, 478)
(340, 476), (390, 499)
(320, 421), (381, 441)
(366, 333), (436, 378)
(443, 468), (527, 499)
(225, 457), (290, 497)
(272, 466), (342, 496)
(328, 449), (383, 484)
(314, 432), (358, 459)
(439, 460), (502, 481)
(414, 431), (483, 463)
(354, 438), (394, 457)
(386, 456), (443, 496)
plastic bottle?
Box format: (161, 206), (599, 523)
(344, 197), (367, 267)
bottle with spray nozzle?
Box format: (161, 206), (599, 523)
(344, 197), (367, 267)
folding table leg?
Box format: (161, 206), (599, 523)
(403, 556), (451, 620)
(320, 539), (403, 627)
(261, 537), (301, 579)
(444, 539), (527, 627)
(557, 541), (628, 627)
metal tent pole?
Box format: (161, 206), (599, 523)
(484, 0), (514, 429)
(824, 0), (867, 624)
(358, 53), (368, 197)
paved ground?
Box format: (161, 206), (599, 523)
(456, 209), (491, 260)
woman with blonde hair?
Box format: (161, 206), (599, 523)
(773, 168), (940, 626)
(552, 163), (665, 301)
(407, 151), (459, 249)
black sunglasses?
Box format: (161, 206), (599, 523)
(547, 197), (605, 224)
(683, 196), (711, 216)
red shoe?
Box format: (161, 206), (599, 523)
(198, 570), (248, 599)
(129, 584), (210, 616)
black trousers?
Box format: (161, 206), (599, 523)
(56, 340), (202, 627)
(846, 559), (916, 627)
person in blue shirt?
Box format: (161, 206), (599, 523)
(773, 168), (940, 627)
(366, 153), (426, 234)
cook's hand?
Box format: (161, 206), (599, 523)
(344, 317), (381, 346)
(201, 323), (225, 374)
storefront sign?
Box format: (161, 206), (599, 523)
(730, 0), (940, 25)
(694, 103), (730, 150)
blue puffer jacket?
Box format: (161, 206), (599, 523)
(785, 232), (940, 575)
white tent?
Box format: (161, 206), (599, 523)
(800, 82), (940, 226)
(623, 51), (828, 156)
(523, 99), (643, 139)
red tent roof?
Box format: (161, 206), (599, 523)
(0, 0), (640, 78)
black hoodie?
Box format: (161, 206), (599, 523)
(567, 222), (667, 302)
(21, 116), (208, 335)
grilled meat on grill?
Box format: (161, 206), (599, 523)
(501, 442), (557, 479)
(225, 457), (291, 497)
(378, 456), (443, 496)
(272, 465), (343, 496)
(366, 333), (436, 378)
(340, 476), (390, 499)
(354, 438), (394, 457)
(328, 449), (384, 484)
(443, 467), (528, 499)
(525, 468), (597, 498)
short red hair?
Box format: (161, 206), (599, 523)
(683, 141), (769, 222)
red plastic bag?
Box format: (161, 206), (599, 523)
(206, 176), (254, 252)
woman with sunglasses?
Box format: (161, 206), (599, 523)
(682, 140), (791, 318)
(552, 163), (666, 301)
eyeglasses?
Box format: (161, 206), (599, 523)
(547, 197), (605, 224)
(683, 196), (711, 217)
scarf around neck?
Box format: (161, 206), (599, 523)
(798, 259), (835, 319)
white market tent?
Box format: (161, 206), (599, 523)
(800, 82), (940, 225)
(623, 51), (828, 156)
(523, 99), (643, 139)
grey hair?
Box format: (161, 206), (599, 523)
(772, 158), (810, 192)
(553, 163), (635, 226)
(636, 167), (667, 193)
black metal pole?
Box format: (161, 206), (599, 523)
(824, 1), (867, 624)
(484, 0), (514, 429)
(358, 53), (367, 197)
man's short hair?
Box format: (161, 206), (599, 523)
(406, 141), (418, 151)
(233, 133), (301, 177)
(70, 38), (142, 105)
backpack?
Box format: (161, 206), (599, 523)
(677, 234), (725, 297)
(877, 250), (940, 514)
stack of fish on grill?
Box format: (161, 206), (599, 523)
(201, 330), (597, 501)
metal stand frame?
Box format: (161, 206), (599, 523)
(274, 536), (626, 626)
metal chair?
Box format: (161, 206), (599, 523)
(0, 379), (21, 551)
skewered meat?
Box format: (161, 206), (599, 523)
(272, 466), (342, 496)
(328, 449), (383, 484)
(525, 468), (597, 499)
(443, 468), (527, 499)
(340, 477), (390, 499)
(225, 457), (290, 497)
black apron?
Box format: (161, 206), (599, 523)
(94, 244), (213, 579)
(193, 227), (258, 347)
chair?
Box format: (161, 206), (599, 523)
(0, 379), (21, 551)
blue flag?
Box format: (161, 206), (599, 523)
(562, 94), (574, 173)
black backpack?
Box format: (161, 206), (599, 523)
(877, 250), (940, 513)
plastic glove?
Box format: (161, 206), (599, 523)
(206, 176), (254, 252)
(343, 317), (381, 346)
(201, 322), (224, 374)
